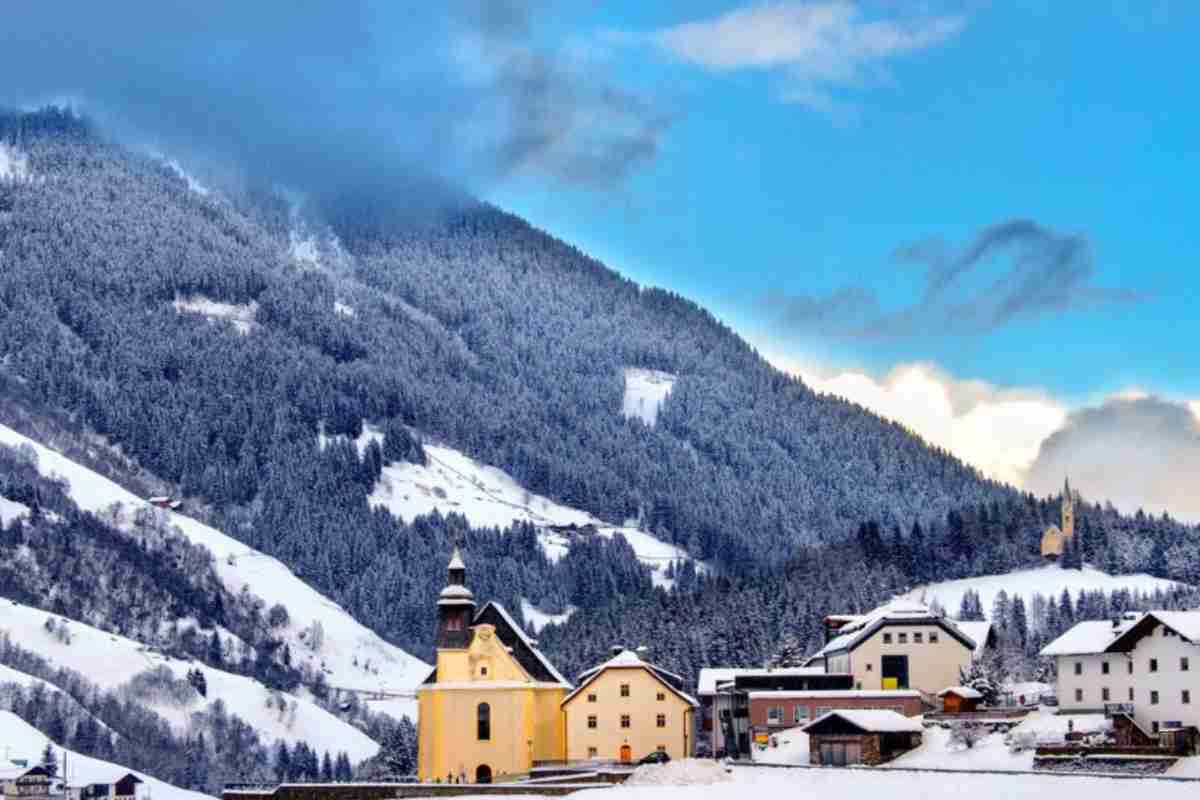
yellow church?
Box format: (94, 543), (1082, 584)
(417, 549), (570, 784)
(1041, 477), (1077, 559)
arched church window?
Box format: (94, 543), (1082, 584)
(477, 702), (491, 740)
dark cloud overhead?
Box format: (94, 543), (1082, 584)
(764, 218), (1146, 339)
(0, 1), (668, 197)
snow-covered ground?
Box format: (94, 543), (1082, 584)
(0, 711), (212, 800)
(163, 159), (210, 196)
(0, 424), (429, 719)
(455, 762), (1200, 799)
(365, 429), (696, 585)
(0, 496), (28, 525)
(754, 726), (810, 766)
(519, 598), (576, 633)
(334, 301), (356, 317)
(886, 725), (1029, 771)
(0, 143), (31, 181)
(172, 296), (258, 334)
(621, 368), (676, 426)
(0, 598), (380, 761)
(908, 564), (1180, 619)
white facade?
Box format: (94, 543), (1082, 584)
(1046, 613), (1200, 735)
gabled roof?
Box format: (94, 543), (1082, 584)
(474, 601), (571, 688)
(562, 648), (697, 708)
(802, 709), (923, 735)
(811, 599), (978, 658)
(1038, 611), (1200, 657)
(953, 620), (993, 657)
(938, 686), (983, 699)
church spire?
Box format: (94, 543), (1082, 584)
(437, 546), (475, 649)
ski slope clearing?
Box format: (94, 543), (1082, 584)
(0, 495), (28, 525)
(0, 599), (380, 761)
(0, 143), (30, 181)
(0, 711), (213, 800)
(621, 368), (676, 426)
(366, 432), (695, 585)
(908, 564), (1180, 618)
(172, 295), (258, 334)
(519, 598), (576, 633)
(0, 424), (429, 716)
(456, 763), (1200, 799)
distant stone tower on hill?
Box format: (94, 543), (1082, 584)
(1041, 477), (1076, 560)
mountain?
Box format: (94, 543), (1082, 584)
(4, 106), (1200, 784)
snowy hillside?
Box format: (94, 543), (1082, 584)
(0, 599), (380, 761)
(362, 428), (696, 586)
(907, 564), (1180, 618)
(0, 711), (212, 800)
(0, 424), (428, 714)
(622, 368), (677, 426)
(0, 495), (27, 525)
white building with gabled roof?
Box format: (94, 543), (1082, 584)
(1041, 611), (1200, 737)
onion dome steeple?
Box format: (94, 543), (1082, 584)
(437, 546), (475, 649)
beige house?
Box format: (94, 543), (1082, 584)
(809, 600), (984, 696)
(562, 648), (698, 764)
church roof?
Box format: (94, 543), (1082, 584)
(474, 601), (572, 688)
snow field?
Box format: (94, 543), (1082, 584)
(0, 711), (212, 800)
(364, 429), (696, 585)
(519, 598), (576, 633)
(0, 599), (380, 761)
(909, 564), (1180, 620)
(0, 496), (28, 525)
(172, 296), (258, 334)
(0, 424), (428, 716)
(621, 368), (677, 426)
(0, 143), (30, 181)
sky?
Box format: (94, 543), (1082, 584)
(2, 1), (1198, 520)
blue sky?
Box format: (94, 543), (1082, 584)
(490, 1), (1198, 403)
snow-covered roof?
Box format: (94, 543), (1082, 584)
(438, 584), (475, 604)
(1040, 618), (1140, 657)
(748, 690), (921, 700)
(697, 666), (827, 695)
(812, 598), (977, 658)
(938, 686), (983, 699)
(563, 648), (698, 708)
(478, 601), (572, 688)
(954, 620), (993, 657)
(802, 709), (923, 734)
(1149, 611), (1200, 643)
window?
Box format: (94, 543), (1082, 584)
(1153, 721), (1160, 733)
(1074, 689), (1083, 702)
(587, 747), (598, 759)
(1129, 687), (1135, 702)
(1102, 688), (1110, 702)
(767, 706), (784, 725)
(1151, 690), (1160, 705)
(1184, 691), (1192, 705)
(620, 684), (631, 698)
(657, 692), (666, 702)
(1074, 662), (1082, 676)
(914, 632), (923, 644)
(794, 706), (809, 724)
(477, 703), (491, 741)
(1150, 658), (1159, 673)
(480, 666), (488, 676)
(1128, 662), (1134, 675)
(855, 682), (862, 690)
(587, 715), (598, 729)
(620, 714), (631, 729)
(883, 633), (892, 644)
(657, 714), (667, 728)
(1101, 662), (1110, 675)
(898, 633), (908, 644)
(866, 664), (873, 672)
(1183, 658), (1191, 672)
(587, 693), (597, 703)
(929, 632), (939, 643)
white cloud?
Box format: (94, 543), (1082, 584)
(770, 356), (1066, 487)
(641, 2), (965, 113)
(767, 352), (1200, 523)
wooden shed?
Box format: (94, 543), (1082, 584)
(938, 686), (983, 713)
(802, 710), (923, 766)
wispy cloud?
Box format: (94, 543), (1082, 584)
(763, 218), (1147, 339)
(624, 1), (966, 116)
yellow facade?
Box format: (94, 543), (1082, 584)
(1041, 477), (1076, 559)
(562, 662), (696, 763)
(417, 623), (567, 783)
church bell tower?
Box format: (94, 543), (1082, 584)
(436, 547), (475, 649)
(1062, 477), (1075, 540)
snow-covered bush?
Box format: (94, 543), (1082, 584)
(948, 721), (987, 750)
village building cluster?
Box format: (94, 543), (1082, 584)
(412, 546), (1200, 781)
